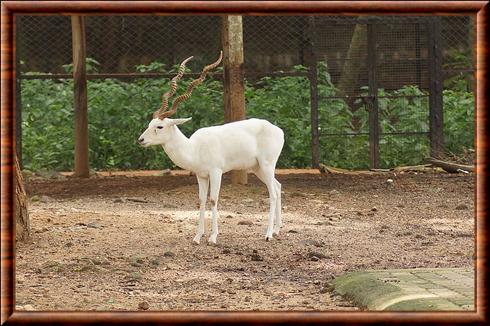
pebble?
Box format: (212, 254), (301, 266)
(301, 239), (323, 247)
(225, 215), (233, 219)
(456, 204), (469, 210)
(307, 251), (329, 259)
(287, 230), (299, 233)
(163, 251), (175, 258)
(222, 249), (231, 254)
(138, 301), (149, 310)
(387, 179), (394, 183)
(238, 220), (253, 226)
(371, 207), (378, 212)
(250, 253), (263, 261)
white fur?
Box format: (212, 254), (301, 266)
(139, 117), (284, 244)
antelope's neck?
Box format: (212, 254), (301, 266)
(162, 126), (195, 171)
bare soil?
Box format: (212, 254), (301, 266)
(16, 170), (475, 311)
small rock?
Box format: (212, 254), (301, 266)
(371, 207), (378, 212)
(287, 230), (299, 233)
(127, 198), (149, 203)
(127, 272), (142, 282)
(310, 256), (320, 261)
(307, 251), (329, 259)
(87, 221), (102, 229)
(225, 215), (234, 219)
(386, 179), (394, 184)
(163, 251), (175, 258)
(301, 239), (323, 247)
(23, 304), (35, 311)
(250, 253), (263, 261)
(238, 220), (253, 226)
(138, 301), (149, 310)
(222, 249), (231, 254)
(456, 204), (469, 210)
(150, 259), (160, 266)
(129, 256), (144, 266)
(319, 287), (330, 294)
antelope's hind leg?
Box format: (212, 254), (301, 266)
(253, 163), (277, 241)
(273, 178), (282, 235)
(193, 176), (209, 244)
(208, 169), (223, 244)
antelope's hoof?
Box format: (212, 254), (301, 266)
(193, 234), (203, 244)
(208, 234), (218, 244)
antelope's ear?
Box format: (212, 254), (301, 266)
(167, 117), (192, 126)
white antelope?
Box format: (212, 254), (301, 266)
(138, 52), (284, 244)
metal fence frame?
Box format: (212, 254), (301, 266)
(16, 15), (474, 170)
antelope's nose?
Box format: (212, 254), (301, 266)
(138, 137), (145, 143)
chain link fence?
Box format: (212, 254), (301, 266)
(16, 15), (475, 170)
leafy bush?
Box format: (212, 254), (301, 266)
(21, 63), (474, 171)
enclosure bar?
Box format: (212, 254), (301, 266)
(415, 22), (422, 87)
(307, 17), (320, 168)
(223, 15), (247, 185)
(71, 16), (89, 178)
(319, 95), (429, 100)
(321, 131), (429, 137)
(19, 71), (309, 80)
(367, 23), (380, 169)
(427, 17), (444, 158)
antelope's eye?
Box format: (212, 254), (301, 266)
(157, 126), (164, 129)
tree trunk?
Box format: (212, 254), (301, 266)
(337, 24), (368, 97)
(15, 155), (30, 241)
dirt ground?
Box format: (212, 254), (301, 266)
(16, 170), (475, 311)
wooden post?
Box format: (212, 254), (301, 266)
(367, 23), (380, 169)
(428, 17), (444, 158)
(222, 15), (247, 185)
(71, 16), (89, 177)
(306, 17), (320, 168)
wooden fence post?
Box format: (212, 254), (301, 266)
(306, 17), (320, 169)
(71, 16), (89, 177)
(367, 22), (380, 169)
(428, 17), (444, 158)
(223, 15), (247, 185)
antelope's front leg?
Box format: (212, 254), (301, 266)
(208, 169), (223, 244)
(193, 176), (209, 244)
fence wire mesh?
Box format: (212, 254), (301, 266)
(16, 15), (475, 170)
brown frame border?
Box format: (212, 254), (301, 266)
(1, 1), (488, 325)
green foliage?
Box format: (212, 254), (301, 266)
(21, 63), (474, 171)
